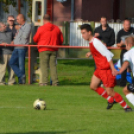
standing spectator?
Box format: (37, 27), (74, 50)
(94, 16), (115, 47)
(0, 22), (15, 85)
(9, 14), (31, 84)
(6, 15), (17, 39)
(117, 18), (134, 87)
(33, 14), (63, 86)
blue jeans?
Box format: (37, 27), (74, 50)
(9, 49), (26, 83)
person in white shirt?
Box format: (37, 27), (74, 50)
(117, 36), (134, 106)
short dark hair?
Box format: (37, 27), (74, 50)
(80, 24), (93, 33)
(123, 18), (131, 23)
(101, 16), (107, 20)
(43, 14), (50, 21)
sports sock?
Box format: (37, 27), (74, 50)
(126, 93), (134, 106)
(95, 87), (114, 103)
(114, 92), (130, 109)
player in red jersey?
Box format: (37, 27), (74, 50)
(80, 24), (132, 112)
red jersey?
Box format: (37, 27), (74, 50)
(33, 22), (63, 52)
(89, 38), (114, 70)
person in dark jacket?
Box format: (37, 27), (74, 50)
(6, 15), (17, 39)
(33, 14), (63, 86)
(117, 18), (134, 87)
(94, 16), (115, 47)
(0, 22), (15, 85)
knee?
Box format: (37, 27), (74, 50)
(90, 85), (96, 91)
(107, 91), (112, 96)
(106, 89), (115, 97)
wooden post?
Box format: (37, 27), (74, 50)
(18, 0), (21, 13)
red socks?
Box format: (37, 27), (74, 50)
(95, 87), (114, 103)
(95, 87), (130, 109)
(113, 93), (130, 109)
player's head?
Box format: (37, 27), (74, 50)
(123, 18), (131, 32)
(100, 16), (107, 27)
(125, 36), (134, 50)
(43, 14), (50, 24)
(80, 24), (93, 41)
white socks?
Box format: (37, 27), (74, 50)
(126, 93), (134, 106)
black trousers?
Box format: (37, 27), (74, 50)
(120, 49), (127, 86)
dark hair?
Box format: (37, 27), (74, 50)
(123, 18), (131, 23)
(80, 24), (93, 33)
(43, 14), (50, 21)
(101, 16), (107, 20)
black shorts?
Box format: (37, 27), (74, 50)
(127, 78), (134, 93)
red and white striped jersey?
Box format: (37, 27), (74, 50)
(89, 38), (114, 70)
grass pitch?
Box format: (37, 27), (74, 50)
(0, 59), (134, 134)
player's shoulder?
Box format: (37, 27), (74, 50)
(125, 48), (134, 57)
(93, 37), (103, 44)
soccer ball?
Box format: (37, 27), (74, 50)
(33, 99), (46, 110)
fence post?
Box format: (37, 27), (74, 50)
(28, 45), (31, 84)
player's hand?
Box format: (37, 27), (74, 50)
(112, 68), (119, 76)
(94, 33), (100, 37)
(86, 52), (92, 58)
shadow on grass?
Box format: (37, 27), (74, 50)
(5, 129), (86, 134)
(5, 132), (65, 134)
(60, 79), (90, 86)
(58, 59), (95, 67)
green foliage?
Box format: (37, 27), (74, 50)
(0, 0), (17, 13)
(0, 0), (32, 19)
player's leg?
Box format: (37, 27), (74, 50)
(90, 74), (114, 103)
(124, 83), (134, 106)
(103, 70), (132, 112)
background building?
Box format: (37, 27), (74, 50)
(0, 0), (134, 22)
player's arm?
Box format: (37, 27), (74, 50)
(118, 61), (129, 74)
(93, 38), (114, 61)
(109, 60), (118, 76)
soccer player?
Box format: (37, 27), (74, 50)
(80, 24), (132, 112)
(116, 36), (134, 107)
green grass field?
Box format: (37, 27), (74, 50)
(0, 59), (134, 134)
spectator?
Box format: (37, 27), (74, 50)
(94, 16), (115, 46)
(9, 14), (31, 84)
(0, 22), (15, 85)
(6, 15), (17, 39)
(33, 14), (63, 86)
(117, 18), (134, 87)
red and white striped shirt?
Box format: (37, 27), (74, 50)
(89, 38), (114, 70)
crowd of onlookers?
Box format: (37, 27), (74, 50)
(94, 16), (134, 87)
(0, 14), (63, 86)
(0, 14), (133, 87)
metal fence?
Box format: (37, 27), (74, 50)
(70, 21), (134, 47)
